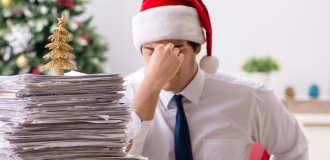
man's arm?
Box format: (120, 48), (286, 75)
(125, 43), (184, 153)
(250, 84), (308, 160)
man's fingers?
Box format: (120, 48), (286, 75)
(155, 44), (166, 51)
(172, 47), (180, 56)
(165, 43), (175, 50)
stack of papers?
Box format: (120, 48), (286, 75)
(0, 74), (146, 160)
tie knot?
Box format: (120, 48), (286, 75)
(171, 94), (184, 110)
(171, 94), (183, 102)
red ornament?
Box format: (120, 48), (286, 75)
(32, 67), (39, 75)
(58, 0), (75, 9)
(81, 34), (88, 41)
(32, 63), (43, 75)
(76, 22), (82, 27)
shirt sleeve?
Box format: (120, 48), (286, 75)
(250, 84), (309, 160)
(126, 111), (153, 155)
(122, 78), (153, 155)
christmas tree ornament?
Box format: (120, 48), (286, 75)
(3, 47), (11, 61)
(41, 14), (77, 76)
(0, 48), (4, 57)
(81, 34), (88, 41)
(308, 84), (319, 98)
(26, 42), (35, 51)
(68, 21), (78, 31)
(51, 7), (57, 16)
(14, 6), (24, 17)
(1, 0), (11, 7)
(78, 34), (88, 46)
(16, 53), (29, 69)
(32, 67), (39, 75)
(40, 5), (49, 14)
(34, 18), (48, 32)
(285, 86), (295, 99)
(32, 63), (42, 75)
(23, 7), (34, 18)
(58, 0), (75, 9)
(76, 21), (82, 27)
(3, 7), (13, 17)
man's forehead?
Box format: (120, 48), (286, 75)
(143, 40), (187, 47)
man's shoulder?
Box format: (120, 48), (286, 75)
(123, 67), (147, 86)
(204, 70), (263, 91)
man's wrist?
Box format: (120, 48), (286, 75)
(143, 73), (165, 91)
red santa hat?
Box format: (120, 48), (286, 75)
(132, 0), (219, 74)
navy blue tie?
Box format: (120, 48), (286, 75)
(171, 95), (193, 160)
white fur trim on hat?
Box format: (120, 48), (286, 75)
(132, 5), (206, 50)
(200, 55), (219, 74)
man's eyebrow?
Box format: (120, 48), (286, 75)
(174, 45), (184, 48)
(143, 46), (154, 50)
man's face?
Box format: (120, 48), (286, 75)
(142, 40), (201, 93)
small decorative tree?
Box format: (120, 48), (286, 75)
(242, 56), (280, 73)
(41, 14), (77, 76)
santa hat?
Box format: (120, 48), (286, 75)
(132, 0), (219, 74)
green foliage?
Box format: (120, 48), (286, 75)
(0, 0), (109, 75)
(242, 56), (280, 73)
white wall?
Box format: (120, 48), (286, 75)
(79, 0), (330, 99)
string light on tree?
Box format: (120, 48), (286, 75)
(41, 14), (77, 76)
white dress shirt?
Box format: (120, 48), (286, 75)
(123, 66), (308, 160)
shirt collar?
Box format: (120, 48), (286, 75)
(159, 66), (205, 109)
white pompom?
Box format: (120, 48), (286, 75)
(200, 55), (219, 74)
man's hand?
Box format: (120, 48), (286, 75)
(132, 43), (184, 121)
(145, 43), (185, 89)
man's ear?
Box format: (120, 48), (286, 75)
(195, 44), (202, 55)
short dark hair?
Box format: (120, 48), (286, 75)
(187, 41), (199, 52)
(140, 40), (199, 53)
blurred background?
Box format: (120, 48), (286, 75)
(0, 0), (330, 159)
(80, 0), (330, 100)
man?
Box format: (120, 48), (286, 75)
(123, 0), (308, 159)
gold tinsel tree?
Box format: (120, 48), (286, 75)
(41, 14), (77, 75)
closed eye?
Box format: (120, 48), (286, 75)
(143, 46), (154, 56)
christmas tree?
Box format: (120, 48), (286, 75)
(0, 0), (109, 75)
(42, 14), (77, 75)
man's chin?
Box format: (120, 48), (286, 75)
(162, 82), (182, 93)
